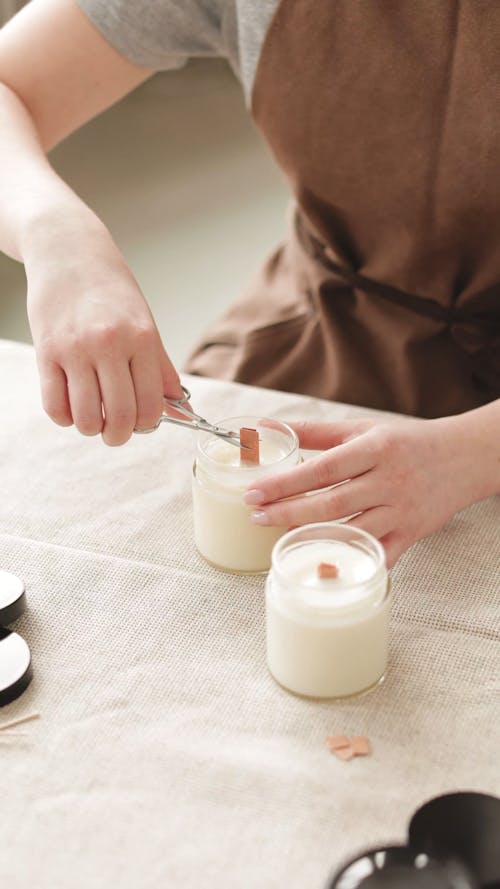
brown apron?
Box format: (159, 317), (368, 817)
(185, 0), (500, 418)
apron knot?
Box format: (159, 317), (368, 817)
(296, 210), (500, 395)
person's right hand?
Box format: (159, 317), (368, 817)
(25, 212), (182, 446)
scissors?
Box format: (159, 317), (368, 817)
(134, 385), (246, 449)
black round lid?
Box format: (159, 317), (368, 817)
(0, 570), (27, 626)
(328, 845), (477, 889)
(0, 627), (32, 707)
(409, 792), (500, 889)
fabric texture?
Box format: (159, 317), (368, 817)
(0, 339), (498, 889)
(75, 0), (278, 101)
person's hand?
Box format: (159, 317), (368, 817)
(244, 415), (488, 567)
(25, 212), (182, 446)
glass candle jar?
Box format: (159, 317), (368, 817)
(192, 416), (300, 573)
(265, 523), (391, 698)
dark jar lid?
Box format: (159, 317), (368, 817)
(0, 570), (27, 626)
(0, 627), (33, 707)
(327, 844), (477, 889)
(409, 792), (500, 889)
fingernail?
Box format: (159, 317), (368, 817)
(244, 489), (265, 506)
(251, 510), (269, 526)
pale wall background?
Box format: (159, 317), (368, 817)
(0, 58), (289, 366)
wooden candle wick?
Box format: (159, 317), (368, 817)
(240, 427), (260, 464)
(0, 712), (40, 732)
(318, 562), (339, 579)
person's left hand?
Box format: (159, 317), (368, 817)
(244, 415), (483, 567)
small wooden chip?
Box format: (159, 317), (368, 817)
(0, 712), (40, 732)
(350, 736), (371, 756)
(326, 734), (371, 761)
(240, 427), (260, 464)
(318, 562), (339, 579)
(334, 746), (355, 761)
(326, 734), (350, 750)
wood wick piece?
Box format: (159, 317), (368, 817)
(317, 562), (339, 579)
(240, 427), (260, 464)
(0, 712), (40, 733)
(326, 734), (371, 761)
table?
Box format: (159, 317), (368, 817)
(0, 338), (498, 889)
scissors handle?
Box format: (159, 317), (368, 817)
(162, 385), (193, 419)
(134, 385), (190, 434)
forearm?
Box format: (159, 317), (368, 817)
(443, 399), (500, 503)
(0, 0), (152, 262)
(0, 82), (103, 262)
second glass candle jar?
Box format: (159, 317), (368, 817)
(266, 522), (391, 698)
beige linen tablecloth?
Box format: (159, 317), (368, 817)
(0, 339), (498, 889)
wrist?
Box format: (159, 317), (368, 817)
(440, 402), (500, 505)
(20, 192), (109, 269)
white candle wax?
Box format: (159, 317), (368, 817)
(266, 526), (390, 698)
(192, 416), (300, 574)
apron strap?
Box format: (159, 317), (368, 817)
(295, 212), (500, 347)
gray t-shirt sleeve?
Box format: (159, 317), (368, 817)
(76, 0), (233, 72)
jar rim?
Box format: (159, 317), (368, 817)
(270, 522), (388, 613)
(197, 416), (299, 474)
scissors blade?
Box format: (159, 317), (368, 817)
(134, 385), (252, 448)
(136, 414), (246, 448)
(214, 431), (248, 449)
(193, 419), (249, 449)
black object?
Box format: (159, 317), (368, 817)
(409, 792), (500, 889)
(0, 569), (27, 626)
(0, 627), (32, 707)
(328, 845), (476, 889)
(0, 571), (32, 706)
